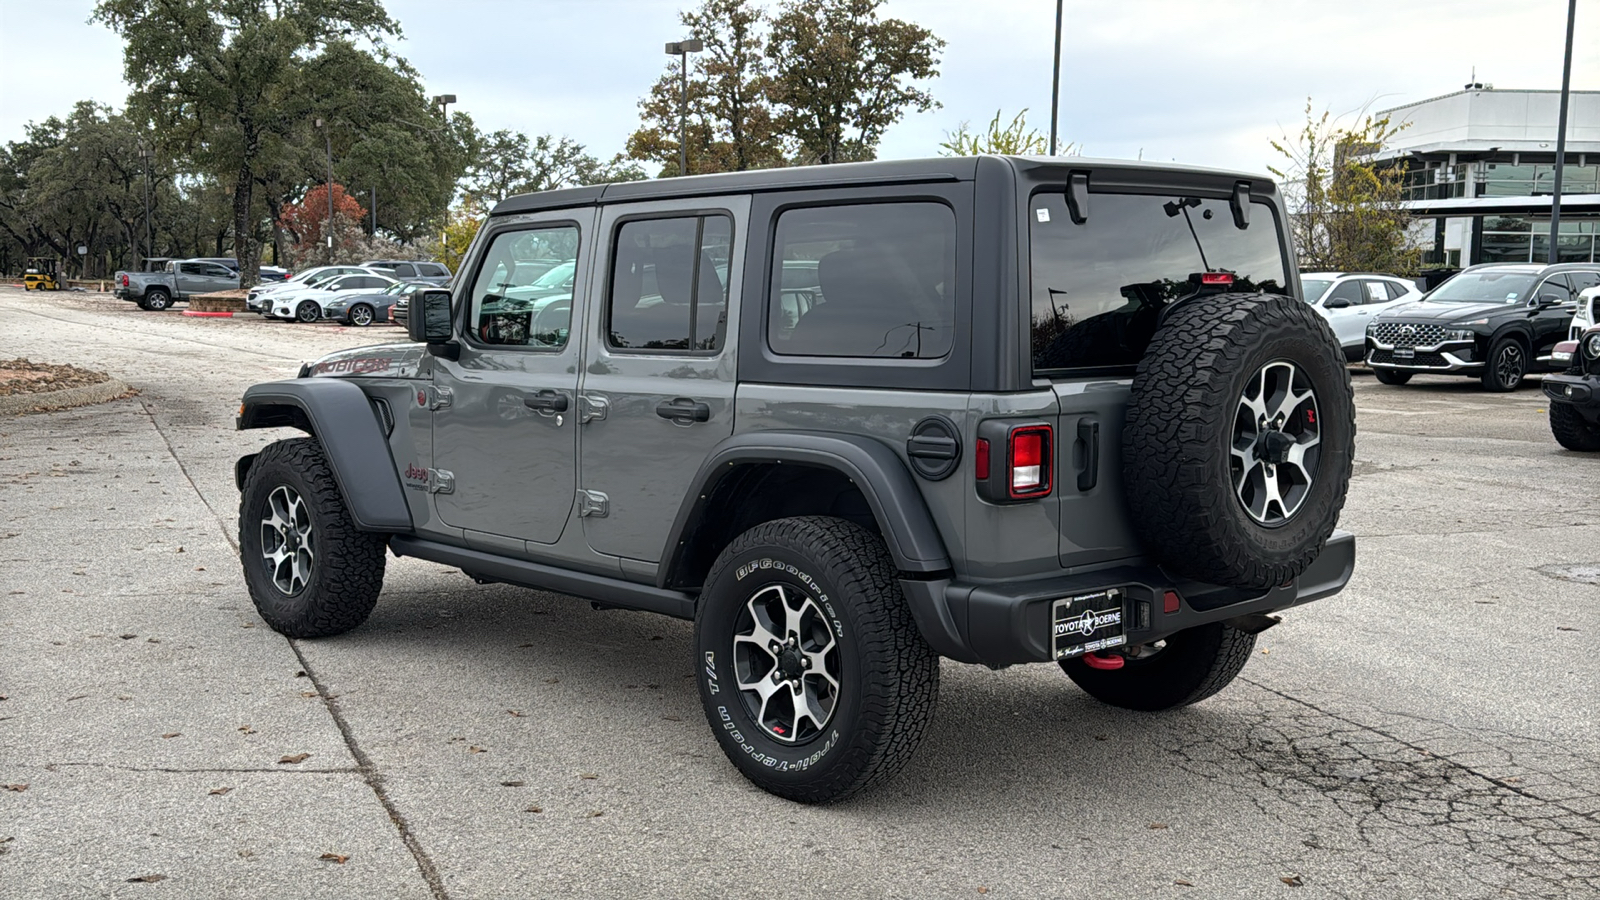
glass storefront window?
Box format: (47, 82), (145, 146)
(1531, 234), (1597, 264)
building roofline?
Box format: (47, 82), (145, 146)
(1379, 87), (1600, 117)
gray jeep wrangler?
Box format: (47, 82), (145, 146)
(235, 156), (1356, 803)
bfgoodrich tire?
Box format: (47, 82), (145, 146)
(238, 437), (385, 638)
(695, 516), (938, 803)
(1550, 402), (1600, 451)
(1123, 293), (1355, 590)
(1061, 623), (1255, 711)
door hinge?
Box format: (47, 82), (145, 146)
(427, 468), (455, 494)
(427, 385), (454, 410)
(577, 489), (609, 517)
(579, 393), (609, 424)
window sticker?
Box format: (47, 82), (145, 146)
(1035, 208), (1051, 223)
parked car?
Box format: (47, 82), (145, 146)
(1544, 325), (1600, 450)
(1299, 272), (1422, 359)
(246, 265), (375, 313)
(265, 272), (399, 322)
(322, 280), (426, 326)
(113, 258), (238, 311)
(234, 155), (1356, 803)
(358, 259), (452, 285)
(1563, 281), (1600, 340)
(1365, 262), (1600, 391)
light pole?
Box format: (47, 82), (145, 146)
(137, 140), (153, 261)
(315, 117), (334, 263)
(1548, 0), (1578, 264)
(664, 39), (703, 176)
(432, 93), (456, 118)
(1049, 0), (1063, 156)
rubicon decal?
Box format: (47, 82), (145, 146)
(311, 357), (392, 376)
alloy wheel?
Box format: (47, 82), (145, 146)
(259, 485), (314, 595)
(1497, 345), (1524, 388)
(731, 584), (841, 744)
(1230, 359), (1322, 526)
(351, 305), (373, 326)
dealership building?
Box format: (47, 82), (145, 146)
(1375, 85), (1600, 267)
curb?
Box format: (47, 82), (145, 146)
(0, 378), (133, 415)
(182, 310), (251, 318)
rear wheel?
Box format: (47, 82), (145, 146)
(1550, 403), (1600, 451)
(348, 303), (375, 327)
(1373, 368), (1413, 385)
(295, 301), (320, 323)
(238, 438), (385, 638)
(1481, 338), (1526, 392)
(143, 289), (171, 311)
(695, 516), (938, 803)
(1061, 623), (1255, 711)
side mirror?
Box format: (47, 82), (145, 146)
(409, 289), (455, 346)
(1325, 297), (1352, 309)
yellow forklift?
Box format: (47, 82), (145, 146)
(22, 257), (63, 291)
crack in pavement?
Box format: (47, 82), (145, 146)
(44, 763), (361, 775)
(1167, 679), (1600, 898)
(132, 388), (451, 900)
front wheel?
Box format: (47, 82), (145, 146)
(1550, 402), (1600, 451)
(295, 301), (320, 323)
(238, 438), (386, 637)
(695, 517), (939, 803)
(348, 304), (374, 327)
(1481, 338), (1526, 392)
(1373, 368), (1413, 385)
(1061, 623), (1255, 711)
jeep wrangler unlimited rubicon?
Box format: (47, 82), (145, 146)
(235, 157), (1356, 803)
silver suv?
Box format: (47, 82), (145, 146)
(235, 157), (1356, 803)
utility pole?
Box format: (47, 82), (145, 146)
(316, 117), (334, 263)
(371, 187), (376, 236)
(665, 39), (703, 176)
(1548, 0), (1577, 263)
(137, 140), (153, 261)
(1049, 0), (1063, 156)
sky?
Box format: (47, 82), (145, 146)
(1, 0), (1596, 177)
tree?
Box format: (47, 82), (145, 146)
(939, 109), (1076, 157)
(94, 0), (400, 287)
(278, 182), (367, 264)
(767, 0), (943, 165)
(1270, 100), (1420, 275)
(627, 0), (786, 176)
(464, 130), (642, 205)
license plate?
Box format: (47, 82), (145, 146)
(1393, 348), (1414, 359)
(1051, 588), (1126, 659)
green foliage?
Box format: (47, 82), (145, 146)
(768, 0), (943, 165)
(939, 109), (1073, 157)
(464, 131), (643, 205)
(1269, 100), (1420, 275)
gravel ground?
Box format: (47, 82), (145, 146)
(0, 358), (110, 396)
(0, 287), (1596, 899)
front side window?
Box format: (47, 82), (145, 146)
(608, 215), (731, 352)
(392, 263), (417, 278)
(1324, 280), (1362, 306)
(1030, 192), (1289, 373)
(419, 263), (448, 277)
(768, 203), (955, 358)
(466, 225), (581, 348)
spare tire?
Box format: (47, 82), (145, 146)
(1123, 292), (1353, 590)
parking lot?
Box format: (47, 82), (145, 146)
(1, 285), (1596, 898)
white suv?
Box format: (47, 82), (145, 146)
(1300, 272), (1423, 360)
(1565, 282), (1600, 341)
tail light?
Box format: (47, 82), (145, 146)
(1200, 272), (1234, 286)
(975, 421), (1053, 502)
(121, 274), (129, 287)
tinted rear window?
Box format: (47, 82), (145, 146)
(1030, 192), (1289, 373)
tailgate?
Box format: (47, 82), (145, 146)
(1054, 380), (1140, 569)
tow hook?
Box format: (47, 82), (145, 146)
(1081, 652), (1125, 671)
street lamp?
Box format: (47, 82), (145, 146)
(137, 140), (153, 261)
(1548, 0), (1578, 263)
(432, 93), (457, 117)
(664, 39), (703, 176)
(315, 117), (334, 262)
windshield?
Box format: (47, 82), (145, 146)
(1300, 278), (1333, 302)
(532, 261), (576, 288)
(1426, 271), (1537, 304)
(1030, 191), (1290, 372)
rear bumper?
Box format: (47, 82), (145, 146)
(900, 530), (1355, 667)
(1544, 373), (1600, 422)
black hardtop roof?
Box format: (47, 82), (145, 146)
(489, 155), (1276, 217)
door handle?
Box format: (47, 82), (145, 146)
(524, 390), (569, 413)
(1075, 419), (1099, 492)
(656, 397), (711, 423)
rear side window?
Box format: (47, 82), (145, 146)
(390, 263), (416, 278)
(608, 215), (731, 353)
(769, 203), (955, 358)
(1030, 192), (1289, 373)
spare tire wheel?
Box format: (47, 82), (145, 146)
(1123, 292), (1354, 590)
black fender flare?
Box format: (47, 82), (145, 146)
(658, 431), (953, 589)
(235, 378), (412, 532)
